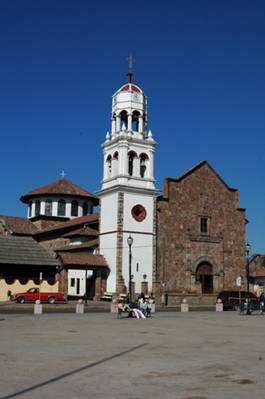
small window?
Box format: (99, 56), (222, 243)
(35, 200), (40, 216)
(70, 278), (75, 287)
(200, 217), (209, 234)
(71, 200), (78, 217)
(83, 202), (89, 216)
(58, 199), (66, 217)
(45, 199), (52, 216)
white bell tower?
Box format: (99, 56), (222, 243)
(98, 62), (157, 295)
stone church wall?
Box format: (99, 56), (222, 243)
(156, 162), (246, 305)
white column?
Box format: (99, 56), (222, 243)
(113, 158), (118, 177)
(128, 114), (132, 131)
(103, 154), (108, 180)
(111, 118), (115, 134)
(139, 115), (143, 133)
(134, 157), (141, 177)
(116, 116), (121, 132)
(148, 150), (154, 179)
(66, 201), (71, 218)
(40, 200), (45, 215)
(31, 202), (36, 218)
(53, 201), (58, 217)
(120, 143), (128, 175)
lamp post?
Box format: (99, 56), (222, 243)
(246, 242), (251, 315)
(127, 235), (133, 305)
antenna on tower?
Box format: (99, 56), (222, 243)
(127, 54), (134, 83)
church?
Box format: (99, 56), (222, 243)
(0, 69), (250, 305)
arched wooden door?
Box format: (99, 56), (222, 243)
(196, 262), (213, 294)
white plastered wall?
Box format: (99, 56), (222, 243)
(122, 191), (155, 293)
(99, 192), (118, 292)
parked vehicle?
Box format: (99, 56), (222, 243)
(11, 288), (66, 304)
(216, 290), (258, 310)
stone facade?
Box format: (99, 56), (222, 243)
(116, 192), (125, 293)
(155, 161), (246, 305)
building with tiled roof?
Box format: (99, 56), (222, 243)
(0, 176), (108, 301)
(0, 215), (40, 236)
(20, 178), (99, 220)
(0, 235), (60, 301)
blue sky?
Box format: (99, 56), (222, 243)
(0, 0), (264, 253)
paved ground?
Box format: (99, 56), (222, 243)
(0, 311), (264, 399)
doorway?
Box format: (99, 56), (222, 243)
(196, 262), (213, 294)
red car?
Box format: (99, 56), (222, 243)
(11, 288), (66, 304)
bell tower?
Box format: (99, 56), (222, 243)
(98, 62), (157, 295)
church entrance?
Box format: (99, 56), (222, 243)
(196, 262), (213, 294)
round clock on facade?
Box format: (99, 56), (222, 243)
(131, 204), (146, 222)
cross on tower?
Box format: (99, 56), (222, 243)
(60, 170), (66, 179)
(127, 54), (134, 83)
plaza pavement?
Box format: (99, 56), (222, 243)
(0, 311), (264, 399)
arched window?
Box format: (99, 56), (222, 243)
(106, 154), (112, 177)
(35, 200), (40, 216)
(139, 153), (149, 178)
(112, 151), (119, 175)
(128, 151), (137, 176)
(83, 202), (89, 216)
(58, 199), (66, 217)
(120, 110), (128, 130)
(71, 200), (79, 217)
(28, 201), (32, 217)
(45, 199), (52, 216)
(132, 111), (140, 131)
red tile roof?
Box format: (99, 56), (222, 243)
(0, 215), (39, 236)
(58, 252), (108, 267)
(35, 213), (99, 236)
(55, 239), (99, 251)
(62, 226), (98, 238)
(255, 267), (265, 277)
(20, 178), (99, 204)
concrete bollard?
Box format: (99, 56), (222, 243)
(34, 300), (43, 315)
(216, 299), (223, 312)
(76, 299), (84, 314)
(181, 298), (189, 312)
(110, 301), (118, 313)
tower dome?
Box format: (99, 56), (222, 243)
(111, 68), (147, 139)
(20, 178), (98, 220)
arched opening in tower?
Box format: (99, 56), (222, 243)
(139, 153), (149, 178)
(120, 110), (128, 130)
(128, 151), (137, 176)
(132, 111), (140, 132)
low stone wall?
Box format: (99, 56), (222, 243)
(163, 293), (217, 306)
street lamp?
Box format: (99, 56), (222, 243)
(127, 235), (134, 305)
(245, 242), (251, 315)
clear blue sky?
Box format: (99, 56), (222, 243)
(0, 0), (264, 253)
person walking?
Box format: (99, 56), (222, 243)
(259, 292), (265, 314)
